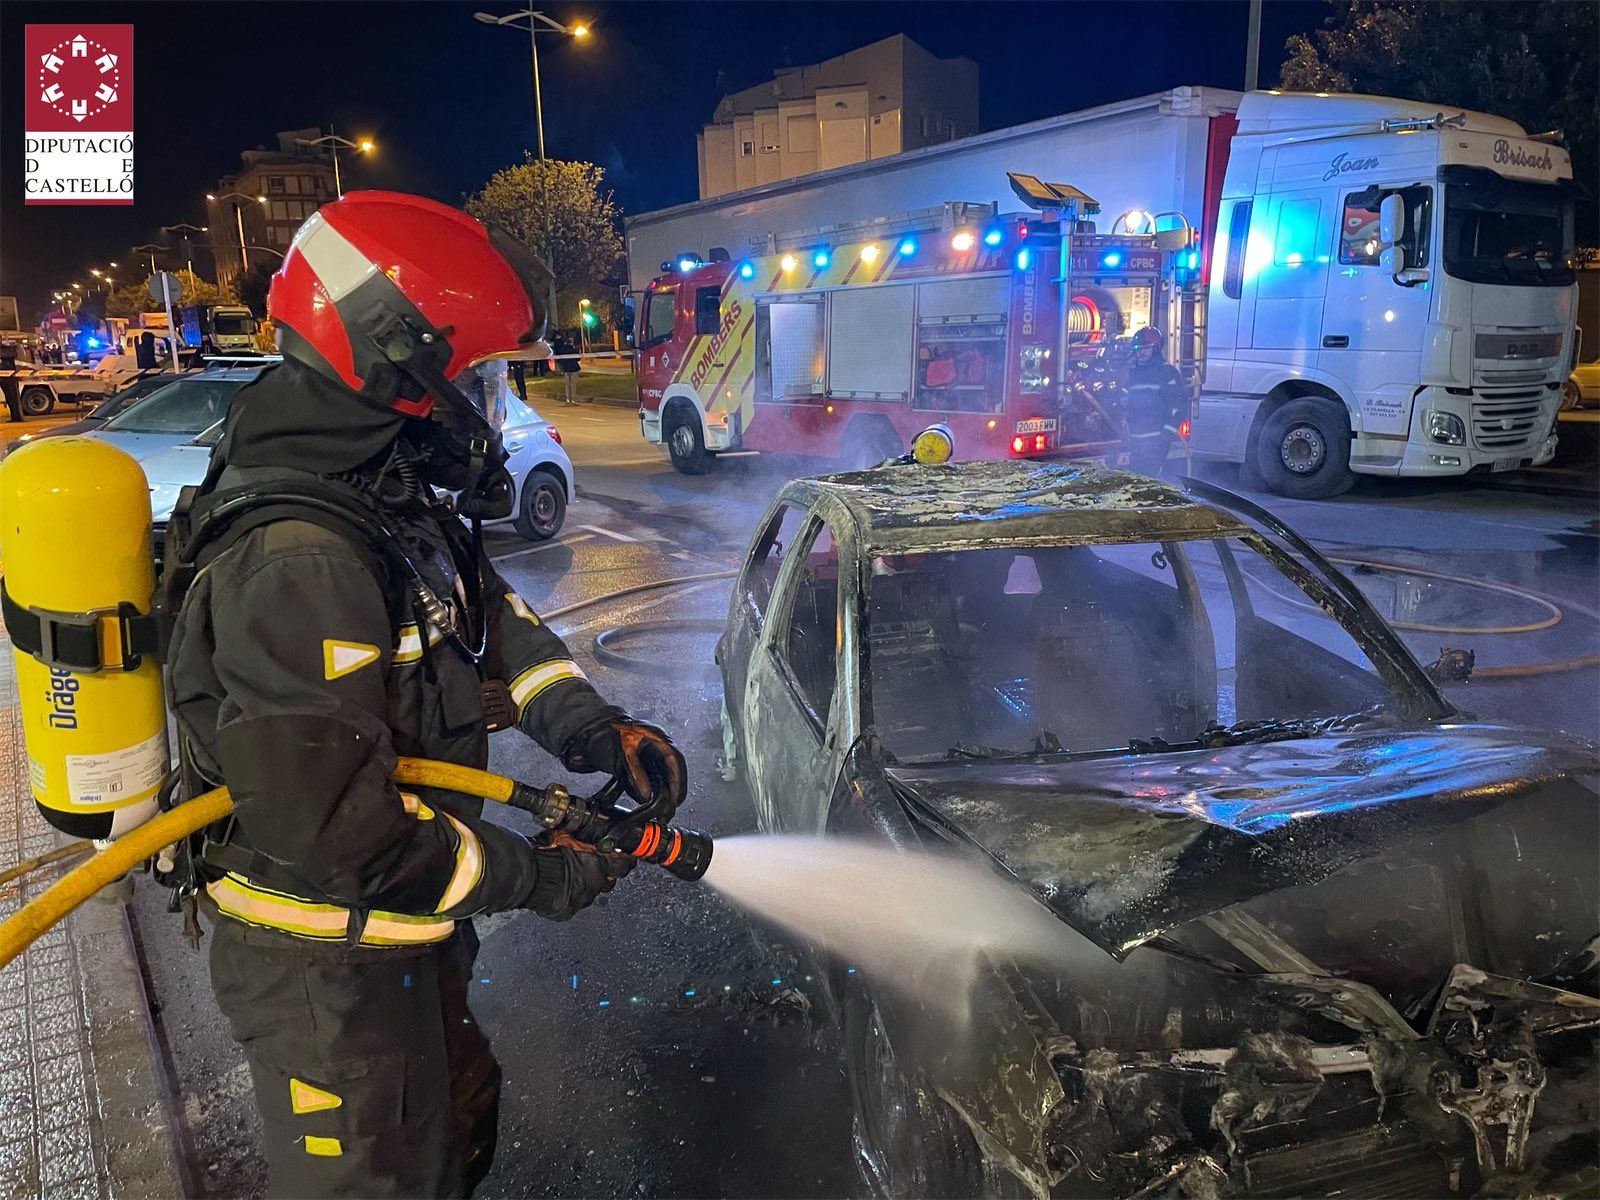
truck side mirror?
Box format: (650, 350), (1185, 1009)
(1378, 193), (1404, 246)
(1380, 243), (1408, 277)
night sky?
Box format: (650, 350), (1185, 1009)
(1, 0), (1326, 321)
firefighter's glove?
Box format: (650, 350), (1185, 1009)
(562, 718), (688, 817)
(524, 843), (633, 922)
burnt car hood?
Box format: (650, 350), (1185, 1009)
(886, 723), (1596, 960)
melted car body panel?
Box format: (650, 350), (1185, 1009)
(886, 724), (1597, 958)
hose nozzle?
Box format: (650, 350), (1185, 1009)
(621, 821), (713, 881)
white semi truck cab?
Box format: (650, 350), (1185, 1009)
(1193, 91), (1577, 497)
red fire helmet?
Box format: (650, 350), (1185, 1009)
(267, 190), (549, 417)
(1130, 326), (1163, 351)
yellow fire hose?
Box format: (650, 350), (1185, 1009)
(0, 757), (519, 973)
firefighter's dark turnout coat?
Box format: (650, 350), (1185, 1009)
(167, 361), (618, 1197)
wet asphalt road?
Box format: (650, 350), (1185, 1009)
(131, 400), (1599, 1198)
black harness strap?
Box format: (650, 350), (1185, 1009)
(1, 583), (161, 672)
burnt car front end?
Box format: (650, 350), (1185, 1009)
(826, 466), (1595, 1198)
(867, 731), (1598, 1199)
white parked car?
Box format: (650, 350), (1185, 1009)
(142, 379), (575, 541)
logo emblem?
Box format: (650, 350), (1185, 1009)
(36, 32), (121, 122)
(24, 25), (135, 205)
(323, 640), (380, 680)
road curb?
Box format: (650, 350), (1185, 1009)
(70, 895), (190, 1198)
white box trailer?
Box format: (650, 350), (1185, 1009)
(626, 87), (1235, 294)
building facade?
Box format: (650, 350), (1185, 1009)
(207, 129), (336, 292)
(697, 35), (978, 200)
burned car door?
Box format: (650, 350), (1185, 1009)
(743, 512), (854, 833)
(719, 499), (808, 734)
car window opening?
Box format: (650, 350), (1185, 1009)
(867, 539), (1393, 764)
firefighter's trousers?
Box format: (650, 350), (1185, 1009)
(208, 915), (501, 1198)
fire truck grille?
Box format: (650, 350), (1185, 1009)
(1471, 392), (1545, 451)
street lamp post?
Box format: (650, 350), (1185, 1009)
(473, 8), (590, 331)
(163, 222), (209, 279)
(295, 129), (376, 199)
(207, 191), (267, 287)
(132, 243), (164, 275)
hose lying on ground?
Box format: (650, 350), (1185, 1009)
(0, 840), (93, 890)
(540, 569), (737, 623)
(0, 757), (524, 973)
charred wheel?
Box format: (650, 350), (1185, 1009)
(844, 976), (985, 1198)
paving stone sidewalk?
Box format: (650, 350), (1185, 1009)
(0, 636), (183, 1199)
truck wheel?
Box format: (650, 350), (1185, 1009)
(1255, 397), (1354, 499)
(845, 977), (985, 1199)
(512, 469), (567, 540)
(20, 387), (55, 416)
(665, 410), (711, 474)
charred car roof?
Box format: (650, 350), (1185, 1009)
(791, 459), (1249, 552)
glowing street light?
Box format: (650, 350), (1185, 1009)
(295, 129), (378, 198)
(473, 8), (592, 325)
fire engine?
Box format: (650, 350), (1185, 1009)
(636, 178), (1198, 474)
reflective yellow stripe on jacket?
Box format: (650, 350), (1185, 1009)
(207, 874), (457, 946)
(508, 659), (586, 719)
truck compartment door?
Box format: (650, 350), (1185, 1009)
(757, 297), (826, 404)
(826, 284), (914, 400)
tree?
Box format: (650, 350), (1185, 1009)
(104, 268), (231, 317)
(1281, 1), (1598, 236)
(465, 157), (624, 327)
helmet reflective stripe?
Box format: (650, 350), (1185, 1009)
(291, 210), (380, 303)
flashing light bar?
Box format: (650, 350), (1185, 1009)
(951, 230), (976, 253)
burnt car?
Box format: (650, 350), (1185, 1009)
(715, 458), (1599, 1199)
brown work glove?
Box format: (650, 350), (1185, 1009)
(561, 717), (688, 818)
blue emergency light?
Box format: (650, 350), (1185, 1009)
(1101, 251), (1123, 269)
(812, 248), (831, 269)
(897, 238), (917, 257)
(737, 261), (756, 280)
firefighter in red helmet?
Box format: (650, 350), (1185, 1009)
(1123, 326), (1188, 476)
(162, 192), (685, 1198)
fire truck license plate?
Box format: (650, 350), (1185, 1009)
(1015, 418), (1057, 434)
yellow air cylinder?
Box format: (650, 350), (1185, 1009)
(0, 437), (168, 839)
